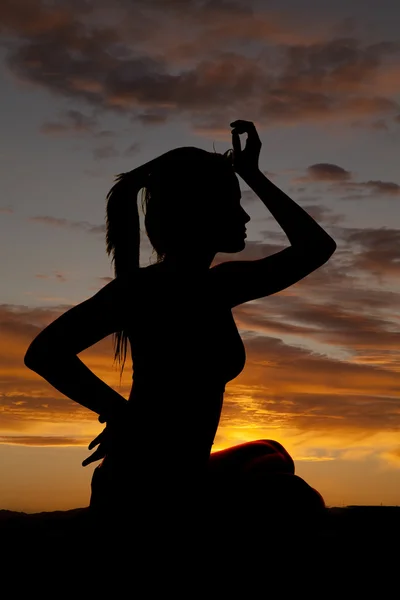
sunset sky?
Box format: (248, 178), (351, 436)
(1, 0), (400, 513)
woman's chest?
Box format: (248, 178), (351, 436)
(129, 272), (246, 383)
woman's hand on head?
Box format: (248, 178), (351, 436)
(230, 120), (262, 178)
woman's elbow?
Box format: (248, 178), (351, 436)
(325, 238), (337, 257)
(318, 236), (337, 263)
(24, 338), (48, 370)
(24, 345), (40, 370)
(304, 237), (336, 266)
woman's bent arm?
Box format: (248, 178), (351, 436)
(25, 353), (128, 420)
(23, 278), (135, 420)
(240, 169), (336, 252)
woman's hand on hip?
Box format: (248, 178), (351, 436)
(82, 422), (110, 466)
(82, 407), (133, 467)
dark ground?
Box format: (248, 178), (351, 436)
(2, 504), (399, 536)
(1, 505), (398, 590)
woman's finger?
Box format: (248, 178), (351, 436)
(230, 120), (254, 131)
(231, 129), (241, 157)
(231, 120), (261, 145)
(88, 435), (101, 451)
(88, 428), (107, 450)
(82, 445), (106, 467)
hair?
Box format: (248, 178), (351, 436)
(106, 145), (234, 380)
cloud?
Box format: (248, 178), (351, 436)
(388, 447), (400, 460)
(341, 226), (400, 278)
(220, 220), (400, 285)
(28, 215), (105, 234)
(2, 2), (400, 128)
(273, 38), (400, 93)
(371, 119), (389, 130)
(0, 0), (76, 37)
(124, 142), (140, 157)
(362, 180), (400, 195)
(339, 180), (400, 198)
(0, 206), (14, 214)
(293, 162), (400, 202)
(40, 109), (98, 135)
(0, 435), (89, 446)
(259, 38), (400, 125)
(234, 287), (400, 356)
(299, 204), (345, 226)
(83, 167), (108, 178)
(93, 144), (119, 160)
(221, 332), (400, 434)
(301, 163), (352, 182)
(95, 130), (116, 138)
(136, 113), (168, 125)
(218, 232), (400, 355)
(35, 271), (68, 283)
(0, 302), (132, 437)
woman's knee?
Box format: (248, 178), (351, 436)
(207, 439), (295, 480)
(249, 439), (295, 474)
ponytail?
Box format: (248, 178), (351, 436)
(106, 170), (142, 274)
(105, 165), (149, 381)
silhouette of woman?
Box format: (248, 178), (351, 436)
(24, 120), (335, 539)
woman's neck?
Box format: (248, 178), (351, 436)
(158, 252), (215, 274)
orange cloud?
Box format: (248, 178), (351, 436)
(35, 271), (68, 283)
(0, 435), (89, 446)
(0, 303), (131, 441)
(342, 227), (400, 278)
(296, 163), (352, 183)
(2, 1), (399, 128)
(292, 163), (400, 208)
(0, 0), (73, 36)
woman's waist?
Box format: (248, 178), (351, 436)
(128, 378), (225, 401)
(125, 399), (222, 435)
(127, 388), (224, 426)
(100, 429), (214, 469)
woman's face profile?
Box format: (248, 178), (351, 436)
(207, 173), (250, 253)
(165, 169), (250, 256)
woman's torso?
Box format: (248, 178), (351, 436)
(124, 263), (246, 454)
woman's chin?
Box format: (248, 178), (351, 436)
(220, 238), (246, 253)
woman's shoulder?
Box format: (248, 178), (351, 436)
(102, 269), (143, 308)
(112, 264), (161, 302)
(113, 262), (215, 303)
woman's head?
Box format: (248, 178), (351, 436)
(142, 146), (249, 261)
(105, 145), (250, 377)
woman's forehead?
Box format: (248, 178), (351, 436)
(215, 170), (240, 190)
(225, 174), (241, 200)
